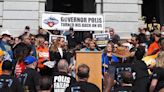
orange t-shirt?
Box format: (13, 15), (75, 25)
(147, 41), (160, 56)
(0, 61), (3, 75)
(36, 46), (50, 69)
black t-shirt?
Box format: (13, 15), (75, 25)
(66, 34), (78, 49)
(65, 81), (100, 92)
(0, 74), (23, 92)
(18, 68), (41, 92)
(53, 72), (77, 92)
(132, 60), (149, 79)
(114, 86), (135, 92)
(132, 60), (149, 92)
(152, 67), (164, 91)
(111, 62), (136, 82)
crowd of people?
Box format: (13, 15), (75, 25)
(0, 24), (163, 92)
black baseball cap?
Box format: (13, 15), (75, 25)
(2, 60), (13, 71)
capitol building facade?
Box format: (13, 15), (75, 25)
(0, 0), (163, 38)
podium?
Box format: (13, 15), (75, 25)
(76, 51), (102, 91)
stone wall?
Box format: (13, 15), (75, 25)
(1, 0), (143, 38)
(0, 0), (3, 31)
(96, 0), (143, 39)
(1, 0), (46, 37)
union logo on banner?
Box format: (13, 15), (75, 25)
(43, 16), (59, 27)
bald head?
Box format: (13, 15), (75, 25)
(57, 59), (69, 72)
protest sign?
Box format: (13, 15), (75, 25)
(93, 33), (110, 47)
(49, 35), (67, 44)
(42, 13), (104, 31)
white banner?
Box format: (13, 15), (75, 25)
(93, 33), (110, 47)
(42, 13), (104, 31)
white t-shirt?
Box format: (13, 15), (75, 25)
(58, 47), (63, 58)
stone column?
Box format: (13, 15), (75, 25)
(95, 0), (102, 14)
(39, 0), (46, 28)
(138, 0), (143, 19)
(0, 0), (3, 31)
(2, 0), (46, 37)
(138, 0), (144, 27)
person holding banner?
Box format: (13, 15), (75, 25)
(36, 28), (49, 41)
(66, 28), (79, 49)
(109, 28), (120, 44)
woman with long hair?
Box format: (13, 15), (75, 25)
(49, 37), (70, 73)
(36, 36), (50, 76)
(13, 42), (32, 77)
(102, 42), (119, 74)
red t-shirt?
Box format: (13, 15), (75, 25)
(15, 61), (26, 78)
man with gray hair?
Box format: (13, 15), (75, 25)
(65, 64), (100, 92)
(58, 59), (69, 73)
(53, 59), (76, 92)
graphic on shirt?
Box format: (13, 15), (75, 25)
(71, 86), (81, 92)
(38, 52), (49, 58)
(19, 73), (28, 85)
(0, 79), (13, 88)
(115, 67), (135, 82)
(54, 75), (71, 92)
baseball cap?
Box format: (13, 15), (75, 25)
(161, 32), (164, 35)
(1, 30), (11, 36)
(24, 56), (37, 65)
(25, 26), (30, 30)
(2, 60), (13, 71)
(109, 28), (114, 32)
(153, 30), (161, 37)
(145, 31), (150, 36)
(69, 27), (73, 31)
(0, 50), (4, 56)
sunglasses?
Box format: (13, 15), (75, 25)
(44, 43), (49, 45)
(31, 38), (35, 41)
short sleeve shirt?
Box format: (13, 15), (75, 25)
(53, 72), (76, 92)
(18, 68), (41, 92)
(0, 74), (23, 92)
(147, 41), (160, 55)
(65, 81), (100, 92)
(152, 67), (164, 91)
